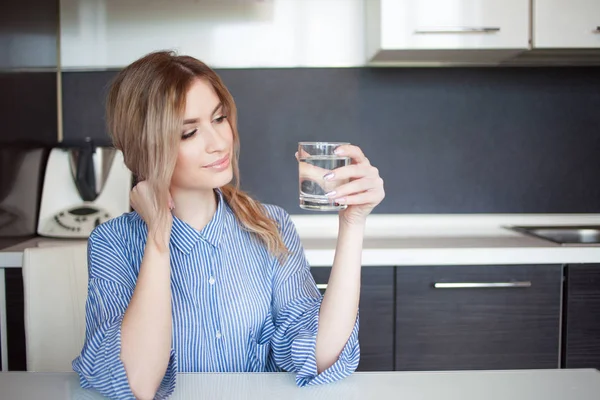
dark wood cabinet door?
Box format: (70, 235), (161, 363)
(4, 268), (26, 371)
(396, 265), (562, 371)
(311, 266), (394, 371)
(564, 264), (600, 368)
(0, 1), (58, 69)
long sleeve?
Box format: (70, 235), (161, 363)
(270, 208), (360, 387)
(72, 223), (177, 400)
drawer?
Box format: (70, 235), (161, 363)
(395, 265), (563, 371)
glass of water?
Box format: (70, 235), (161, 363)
(298, 142), (351, 211)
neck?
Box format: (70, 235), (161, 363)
(170, 187), (218, 231)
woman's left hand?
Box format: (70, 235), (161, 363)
(326, 144), (385, 226)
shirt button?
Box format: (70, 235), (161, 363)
(209, 276), (216, 285)
(216, 330), (222, 339)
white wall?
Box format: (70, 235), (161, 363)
(60, 0), (366, 69)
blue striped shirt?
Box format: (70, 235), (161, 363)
(72, 190), (360, 399)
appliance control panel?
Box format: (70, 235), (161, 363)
(40, 205), (113, 237)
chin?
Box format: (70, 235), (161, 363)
(211, 167), (234, 189)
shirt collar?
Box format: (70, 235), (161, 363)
(170, 189), (226, 254)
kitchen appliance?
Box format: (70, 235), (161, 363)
(37, 141), (132, 238)
(507, 225), (600, 246)
(0, 144), (49, 237)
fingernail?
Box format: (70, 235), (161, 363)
(336, 198), (346, 204)
(334, 148), (344, 155)
(323, 172), (334, 180)
(295, 152), (298, 158)
(325, 191), (337, 197)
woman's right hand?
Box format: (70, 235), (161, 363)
(130, 181), (174, 246)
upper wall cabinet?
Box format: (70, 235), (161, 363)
(59, 0), (600, 69)
(533, 0), (600, 48)
(0, 1), (59, 70)
(59, 0), (365, 69)
(366, 0), (530, 65)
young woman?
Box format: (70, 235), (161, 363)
(72, 51), (385, 400)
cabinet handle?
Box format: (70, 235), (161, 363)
(433, 282), (532, 289)
(414, 27), (501, 34)
(316, 284), (328, 290)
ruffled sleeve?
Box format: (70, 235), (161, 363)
(72, 223), (178, 399)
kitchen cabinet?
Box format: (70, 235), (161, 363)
(59, 0), (364, 69)
(4, 269), (25, 371)
(563, 264), (600, 369)
(311, 267), (394, 371)
(395, 265), (562, 371)
(0, 1), (59, 69)
(0, 0), (59, 145)
(366, 0), (529, 59)
(534, 0), (600, 48)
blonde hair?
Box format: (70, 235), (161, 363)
(106, 51), (288, 259)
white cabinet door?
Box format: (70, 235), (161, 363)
(534, 0), (600, 48)
(59, 0), (365, 69)
(378, 0), (530, 50)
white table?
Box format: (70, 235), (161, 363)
(0, 369), (599, 399)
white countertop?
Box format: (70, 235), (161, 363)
(2, 214), (600, 267)
(1, 370), (599, 400)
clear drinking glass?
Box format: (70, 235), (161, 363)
(298, 142), (351, 211)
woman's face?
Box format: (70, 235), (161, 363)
(170, 78), (234, 192)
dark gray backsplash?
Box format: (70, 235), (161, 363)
(62, 67), (600, 214)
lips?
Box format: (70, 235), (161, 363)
(203, 154), (230, 169)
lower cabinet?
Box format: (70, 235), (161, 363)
(395, 265), (563, 371)
(7, 261), (594, 373)
(563, 264), (600, 369)
(4, 268), (26, 371)
(310, 266), (395, 371)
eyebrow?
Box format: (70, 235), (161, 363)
(183, 102), (223, 125)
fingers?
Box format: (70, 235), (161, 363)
(299, 160), (331, 181)
(327, 177), (383, 198)
(336, 190), (383, 206)
(131, 180), (174, 211)
(335, 144), (369, 165)
(335, 181), (385, 206)
(295, 148), (312, 160)
(325, 163), (385, 207)
(323, 164), (379, 181)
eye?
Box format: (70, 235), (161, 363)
(181, 128), (197, 140)
(213, 115), (228, 124)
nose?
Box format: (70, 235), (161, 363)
(204, 124), (228, 154)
